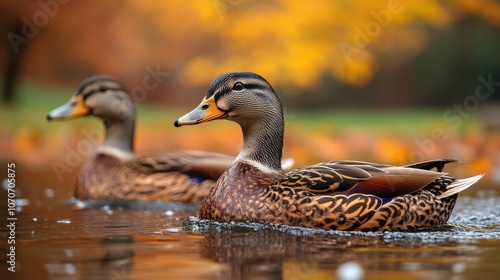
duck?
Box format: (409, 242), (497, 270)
(174, 71), (483, 231)
(47, 75), (238, 203)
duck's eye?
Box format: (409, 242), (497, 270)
(233, 82), (244, 91)
(99, 85), (108, 92)
(201, 103), (210, 110)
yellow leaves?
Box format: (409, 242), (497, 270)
(457, 0), (483, 13)
(334, 51), (374, 87)
(16, 0), (498, 91)
(14, 127), (39, 157)
(375, 135), (411, 164)
(407, 0), (451, 28)
(452, 0), (500, 25)
(184, 56), (218, 86)
(189, 0), (465, 88)
(481, 1), (500, 25)
(469, 157), (493, 176)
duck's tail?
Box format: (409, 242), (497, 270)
(438, 174), (484, 198)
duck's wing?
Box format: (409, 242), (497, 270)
(279, 160), (448, 198)
(278, 161), (375, 193)
(132, 151), (295, 180)
(114, 166), (213, 203)
(403, 159), (459, 172)
(131, 150), (235, 180)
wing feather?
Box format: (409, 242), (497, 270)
(131, 150), (234, 180)
(279, 161), (373, 193)
(277, 160), (453, 198)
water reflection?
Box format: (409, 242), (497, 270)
(1, 195), (499, 280)
(42, 235), (134, 280)
(194, 222), (482, 280)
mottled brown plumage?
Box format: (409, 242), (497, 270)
(73, 151), (232, 203)
(48, 76), (234, 203)
(175, 71), (483, 230)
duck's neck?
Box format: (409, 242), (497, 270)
(236, 114), (284, 172)
(101, 115), (135, 158)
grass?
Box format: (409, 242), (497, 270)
(2, 80), (496, 191)
(291, 108), (479, 136)
(0, 80), (480, 137)
(0, 80), (185, 133)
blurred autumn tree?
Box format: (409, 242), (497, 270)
(1, 0), (499, 107)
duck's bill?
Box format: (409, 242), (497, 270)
(47, 96), (90, 121)
(174, 96), (227, 127)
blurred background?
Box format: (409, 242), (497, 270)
(1, 0), (499, 202)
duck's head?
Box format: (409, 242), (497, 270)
(175, 72), (285, 171)
(174, 72), (283, 128)
(47, 76), (134, 122)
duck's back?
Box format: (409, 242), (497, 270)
(198, 160), (481, 231)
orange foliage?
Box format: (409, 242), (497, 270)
(3, 0), (500, 90)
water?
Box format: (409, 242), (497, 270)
(1, 193), (500, 280)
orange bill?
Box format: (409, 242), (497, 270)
(47, 95), (90, 120)
(174, 95), (227, 127)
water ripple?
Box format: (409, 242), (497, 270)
(183, 195), (500, 241)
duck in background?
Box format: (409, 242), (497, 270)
(47, 76), (237, 203)
(174, 71), (483, 230)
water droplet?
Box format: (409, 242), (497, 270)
(63, 263), (76, 274)
(166, 228), (181, 233)
(33, 218), (37, 222)
(73, 200), (87, 209)
(452, 263), (466, 273)
(16, 199), (30, 207)
(44, 188), (55, 198)
(165, 210), (174, 216)
(402, 262), (422, 270)
(336, 262), (364, 280)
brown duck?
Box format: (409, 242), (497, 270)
(174, 71), (483, 231)
(47, 76), (237, 203)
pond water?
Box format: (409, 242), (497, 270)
(1, 191), (500, 280)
